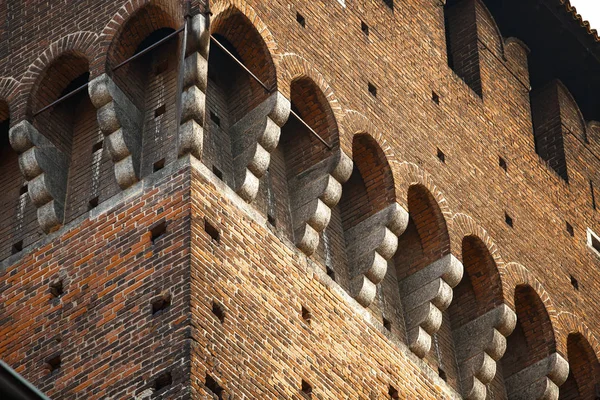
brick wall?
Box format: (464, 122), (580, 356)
(1, 0), (600, 399)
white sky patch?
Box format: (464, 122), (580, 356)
(569, 0), (600, 31)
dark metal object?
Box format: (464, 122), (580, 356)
(0, 360), (51, 400)
(112, 26), (185, 72)
(33, 82), (89, 117)
(210, 34), (332, 149)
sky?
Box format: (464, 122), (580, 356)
(569, 0), (600, 31)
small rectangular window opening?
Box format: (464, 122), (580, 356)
(437, 148), (445, 163)
(432, 91), (440, 104)
(92, 141), (103, 153)
(326, 266), (335, 280)
(588, 229), (600, 256)
(389, 385), (400, 399)
(155, 59), (168, 75)
(499, 156), (507, 171)
(301, 380), (312, 397)
(88, 196), (99, 211)
(368, 82), (377, 97)
(11, 240), (23, 255)
(212, 166), (223, 180)
(566, 222), (574, 237)
(361, 21), (369, 36)
(383, 317), (391, 331)
(152, 293), (171, 315)
(301, 306), (312, 325)
(210, 111), (221, 127)
(212, 301), (225, 323)
(204, 218), (220, 242)
(150, 221), (167, 244)
(570, 275), (579, 291)
(205, 374), (224, 399)
(154, 371), (172, 391)
(505, 213), (513, 228)
(296, 12), (306, 28)
(50, 280), (64, 298)
(154, 104), (166, 118)
(153, 158), (166, 172)
(438, 367), (447, 382)
(19, 185), (28, 196)
(46, 354), (61, 374)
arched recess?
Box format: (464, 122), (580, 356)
(559, 333), (600, 399)
(205, 6), (289, 204)
(269, 75), (351, 258)
(393, 183), (463, 378)
(326, 133), (407, 312)
(0, 100), (40, 259)
(499, 284), (569, 399)
(107, 3), (180, 179)
(447, 235), (515, 399)
(30, 52), (119, 225)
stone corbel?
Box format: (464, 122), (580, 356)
(453, 304), (517, 400)
(88, 73), (142, 189)
(9, 121), (68, 233)
(179, 13), (210, 160)
(229, 92), (290, 202)
(291, 151), (353, 256)
(346, 203), (409, 307)
(504, 353), (569, 400)
(399, 254), (464, 358)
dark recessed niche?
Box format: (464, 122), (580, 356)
(388, 385), (400, 399)
(368, 82), (377, 97)
(383, 317), (391, 331)
(326, 266), (335, 280)
(154, 104), (166, 118)
(499, 156), (507, 171)
(382, 0), (393, 10)
(301, 380), (313, 397)
(212, 301), (225, 323)
(151, 293), (171, 315)
(205, 374), (224, 398)
(210, 111), (221, 127)
(11, 240), (23, 255)
(438, 367), (447, 382)
(46, 354), (61, 374)
(155, 59), (168, 75)
(570, 274), (579, 291)
(19, 185), (28, 196)
(296, 12), (306, 28)
(505, 213), (513, 228)
(154, 371), (172, 391)
(49, 280), (64, 298)
(204, 218), (220, 243)
(88, 196), (99, 211)
(566, 221), (574, 237)
(212, 166), (223, 180)
(267, 213), (276, 227)
(432, 91), (440, 104)
(437, 148), (445, 163)
(361, 21), (369, 36)
(92, 141), (103, 153)
(150, 221), (167, 244)
(153, 158), (166, 172)
(301, 306), (312, 325)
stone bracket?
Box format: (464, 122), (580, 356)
(504, 353), (569, 400)
(229, 92), (290, 202)
(291, 151), (353, 256)
(453, 304), (517, 400)
(399, 254), (464, 358)
(346, 203), (409, 307)
(9, 120), (68, 233)
(88, 73), (142, 190)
